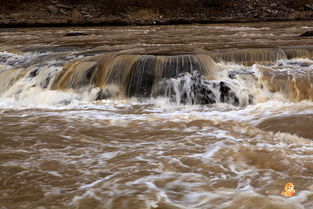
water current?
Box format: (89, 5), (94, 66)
(1, 21), (313, 209)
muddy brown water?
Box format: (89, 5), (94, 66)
(1, 21), (313, 209)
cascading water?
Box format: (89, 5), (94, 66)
(1, 22), (313, 209)
(1, 50), (313, 106)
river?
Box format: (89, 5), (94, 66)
(1, 21), (313, 209)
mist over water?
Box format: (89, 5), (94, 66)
(1, 21), (313, 209)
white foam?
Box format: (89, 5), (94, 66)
(80, 175), (114, 189)
(46, 171), (63, 177)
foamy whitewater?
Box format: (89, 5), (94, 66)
(1, 21), (313, 209)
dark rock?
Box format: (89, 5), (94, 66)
(228, 71), (237, 79)
(304, 4), (313, 11)
(248, 95), (254, 105)
(300, 31), (313, 37)
(64, 32), (88, 37)
(220, 81), (239, 105)
(179, 71), (216, 104)
(96, 88), (120, 100)
(157, 71), (239, 105)
(29, 68), (39, 78)
(96, 89), (111, 100)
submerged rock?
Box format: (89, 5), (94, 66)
(219, 81), (238, 104)
(304, 4), (313, 11)
(300, 31), (313, 37)
(64, 32), (88, 37)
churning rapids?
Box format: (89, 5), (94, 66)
(1, 21), (313, 209)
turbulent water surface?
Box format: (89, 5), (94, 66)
(1, 21), (313, 209)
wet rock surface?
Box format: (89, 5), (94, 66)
(300, 30), (313, 37)
(64, 32), (89, 36)
(158, 71), (239, 105)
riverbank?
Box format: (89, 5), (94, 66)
(1, 0), (313, 27)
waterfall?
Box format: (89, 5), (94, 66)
(1, 48), (313, 105)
